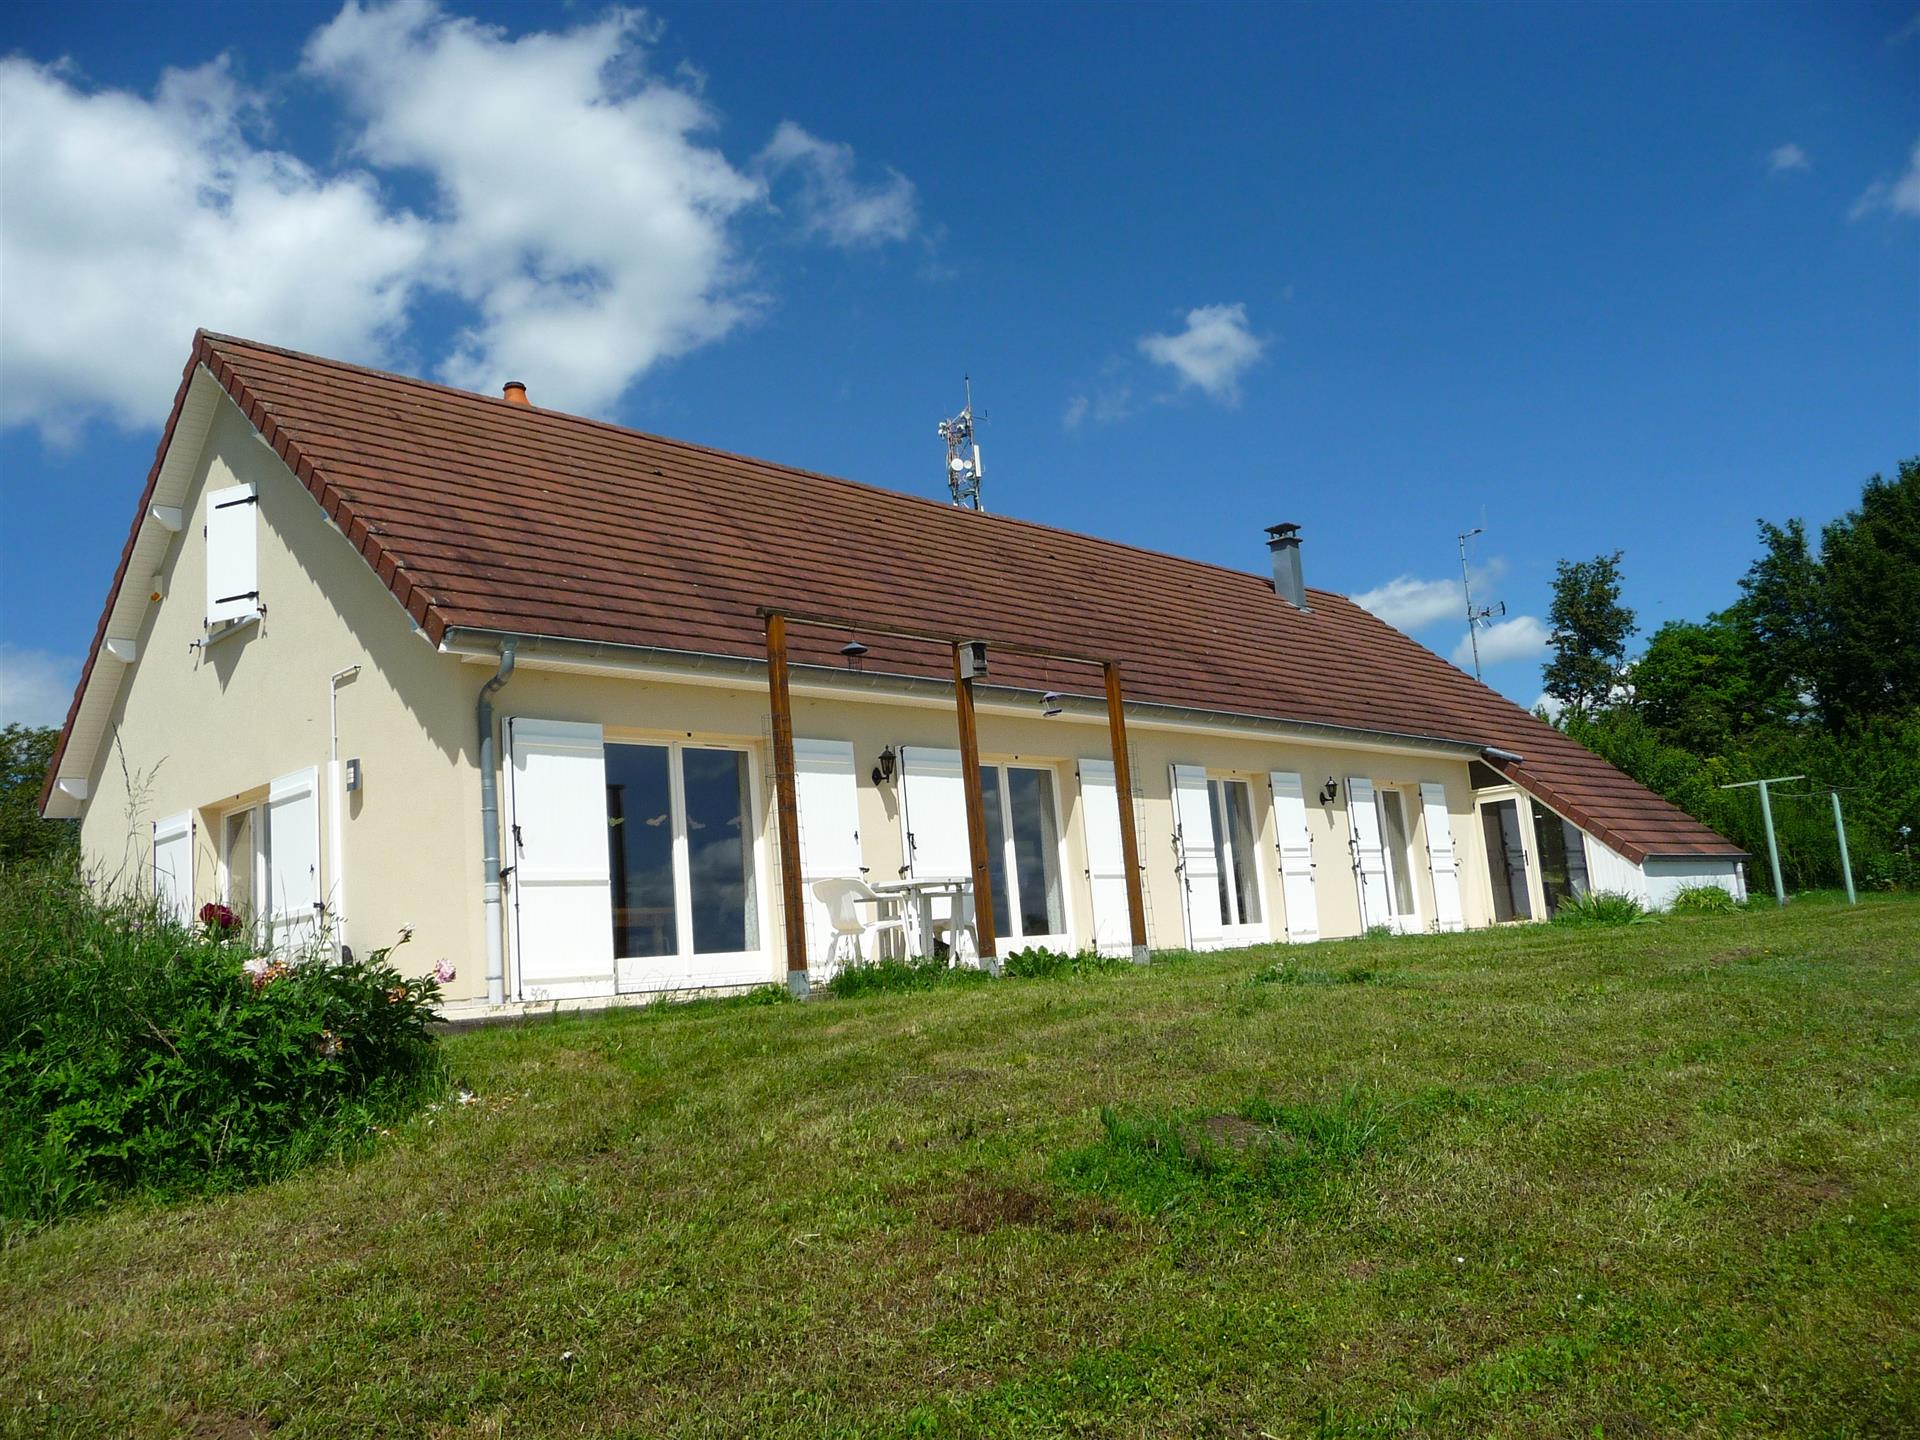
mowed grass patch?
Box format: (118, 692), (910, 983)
(2, 896), (1917, 1438)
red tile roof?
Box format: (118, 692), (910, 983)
(47, 332), (1743, 863)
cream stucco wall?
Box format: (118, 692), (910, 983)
(81, 388), (1508, 1006)
(78, 394), (485, 991)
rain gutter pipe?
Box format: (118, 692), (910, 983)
(479, 639), (517, 1006)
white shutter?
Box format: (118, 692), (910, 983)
(1420, 781), (1465, 932)
(1078, 758), (1131, 956)
(267, 768), (321, 949)
(507, 719), (614, 998)
(1267, 771), (1320, 943)
(1346, 776), (1391, 931)
(1171, 764), (1224, 949)
(795, 738), (864, 966)
(900, 746), (969, 878)
(153, 811), (193, 924)
(205, 483), (260, 626)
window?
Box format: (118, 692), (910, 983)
(1480, 798), (1534, 922)
(979, 764), (1067, 944)
(1531, 800), (1590, 916)
(1208, 778), (1263, 929)
(1374, 787), (1419, 923)
(606, 741), (758, 962)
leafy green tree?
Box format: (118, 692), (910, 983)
(0, 726), (76, 867)
(1543, 551), (1636, 719)
(1816, 458), (1920, 727)
(1734, 518), (1823, 725)
(1630, 618), (1764, 754)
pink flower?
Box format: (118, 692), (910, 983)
(434, 958), (456, 984)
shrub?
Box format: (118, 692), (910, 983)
(0, 862), (444, 1236)
(1551, 890), (1650, 926)
(1001, 947), (1131, 980)
(823, 954), (992, 999)
(1669, 884), (1741, 915)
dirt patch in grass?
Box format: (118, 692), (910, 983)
(911, 1176), (1128, 1236)
(179, 1411), (271, 1440)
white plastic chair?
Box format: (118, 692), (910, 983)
(811, 877), (907, 966)
(933, 886), (982, 966)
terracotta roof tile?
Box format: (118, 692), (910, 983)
(48, 331), (1743, 865)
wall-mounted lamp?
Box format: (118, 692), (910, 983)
(345, 758), (363, 793)
(1318, 777), (1339, 806)
(872, 745), (897, 786)
(1041, 691), (1063, 717)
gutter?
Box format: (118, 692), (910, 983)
(477, 639), (517, 1006)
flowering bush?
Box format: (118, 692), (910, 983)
(1, 863), (445, 1234)
(199, 901), (240, 935)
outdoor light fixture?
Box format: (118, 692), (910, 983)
(872, 745), (897, 786)
(1041, 691), (1063, 717)
(839, 637), (869, 668)
(1319, 777), (1339, 806)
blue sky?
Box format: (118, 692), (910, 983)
(3, 0), (1916, 726)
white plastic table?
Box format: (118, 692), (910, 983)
(868, 876), (980, 965)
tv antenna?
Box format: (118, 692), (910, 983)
(939, 377), (984, 510)
(1458, 526), (1505, 681)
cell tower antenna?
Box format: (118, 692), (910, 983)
(1458, 526), (1506, 681)
(938, 377), (984, 510)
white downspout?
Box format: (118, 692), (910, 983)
(479, 640), (518, 1006)
(328, 664), (361, 957)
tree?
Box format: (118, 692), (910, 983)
(1630, 617), (1762, 754)
(1733, 517), (1823, 726)
(1816, 458), (1920, 727)
(1542, 551), (1636, 719)
(0, 724), (77, 866)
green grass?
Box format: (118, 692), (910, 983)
(4, 897), (1918, 1438)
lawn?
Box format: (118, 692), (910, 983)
(4, 898), (1917, 1438)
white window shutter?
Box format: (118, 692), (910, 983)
(1420, 781), (1465, 932)
(267, 768), (321, 949)
(794, 738), (863, 967)
(1346, 776), (1391, 931)
(1267, 771), (1320, 943)
(1077, 759), (1131, 956)
(899, 746), (969, 878)
(506, 719), (614, 998)
(1171, 763), (1223, 949)
(205, 483), (260, 626)
(153, 811), (194, 924)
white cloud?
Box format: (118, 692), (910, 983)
(1061, 385), (1132, 430)
(1352, 558), (1508, 634)
(1532, 691), (1565, 722)
(1767, 142), (1810, 174)
(1062, 395), (1089, 430)
(1849, 137), (1920, 220)
(1453, 614), (1550, 669)
(1, 1), (921, 436)
(1353, 574), (1463, 632)
(0, 646), (80, 727)
(0, 54), (429, 441)
(757, 120), (917, 248)
(1137, 303), (1266, 404)
(303, 0), (767, 415)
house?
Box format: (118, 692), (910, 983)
(40, 333), (1747, 1014)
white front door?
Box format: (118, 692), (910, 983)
(506, 718), (616, 999)
(1171, 763), (1224, 949)
(1268, 771), (1320, 942)
(1078, 759), (1131, 956)
(794, 738), (863, 971)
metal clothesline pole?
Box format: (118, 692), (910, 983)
(1830, 788), (1858, 907)
(1719, 775), (1803, 907)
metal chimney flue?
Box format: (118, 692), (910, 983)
(1267, 523), (1308, 610)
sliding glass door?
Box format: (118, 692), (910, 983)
(606, 741), (759, 986)
(979, 764), (1070, 948)
(1209, 777), (1265, 938)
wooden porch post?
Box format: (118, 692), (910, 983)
(1104, 662), (1150, 963)
(765, 613), (810, 997)
(951, 644), (1000, 972)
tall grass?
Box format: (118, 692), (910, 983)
(0, 861), (444, 1239)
